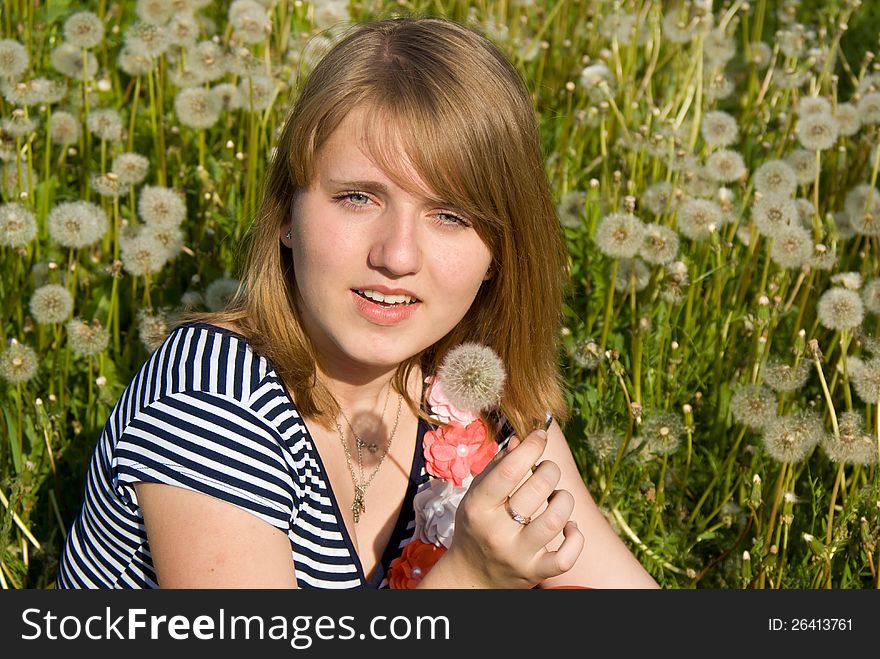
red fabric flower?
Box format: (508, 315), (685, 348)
(388, 539), (447, 589)
(423, 419), (498, 486)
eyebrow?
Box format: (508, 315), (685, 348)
(327, 179), (390, 195)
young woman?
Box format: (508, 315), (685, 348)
(57, 17), (658, 589)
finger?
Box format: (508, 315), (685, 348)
(521, 488), (575, 549)
(506, 460), (561, 521)
(533, 521), (584, 581)
(469, 435), (519, 489)
(472, 429), (548, 506)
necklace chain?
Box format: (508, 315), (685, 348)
(334, 387), (403, 523)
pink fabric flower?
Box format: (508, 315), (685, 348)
(423, 419), (497, 486)
(388, 540), (446, 589)
(425, 375), (478, 426)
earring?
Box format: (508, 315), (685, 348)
(285, 230), (292, 240)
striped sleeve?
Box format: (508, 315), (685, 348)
(112, 389), (297, 532)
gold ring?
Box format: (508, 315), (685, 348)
(504, 496), (531, 525)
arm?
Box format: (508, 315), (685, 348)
(135, 483), (298, 588)
(536, 420), (659, 588)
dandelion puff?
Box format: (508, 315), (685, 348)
(641, 412), (685, 456)
(124, 22), (171, 59)
(830, 272), (862, 291)
(705, 149), (747, 183)
(676, 198), (723, 241)
(784, 149), (814, 186)
(614, 258), (650, 292)
(761, 411), (822, 463)
(211, 83), (243, 111)
(0, 202), (36, 247)
(121, 232), (169, 276)
(753, 160), (797, 198)
(29, 284), (73, 324)
(136, 0), (176, 26)
(798, 96), (832, 117)
(31, 77), (67, 105)
(594, 213), (645, 258)
(48, 111), (81, 146)
(750, 41), (772, 68)
(180, 290), (204, 311)
(817, 287), (864, 331)
(642, 181), (675, 216)
(795, 199), (815, 228)
(438, 342), (506, 414)
(834, 103), (861, 137)
(0, 340), (38, 384)
(821, 411), (877, 465)
(770, 224), (813, 269)
(138, 308), (171, 353)
(312, 0), (352, 29)
(64, 12), (105, 49)
(117, 44), (154, 77)
(752, 194), (798, 238)
(174, 87), (220, 129)
(701, 111), (738, 148)
(556, 191), (586, 229)
(230, 2), (270, 44)
(66, 319), (109, 357)
(144, 223), (184, 260)
(682, 166), (717, 198)
(2, 160), (38, 199)
(579, 62), (613, 91)
(763, 358), (810, 392)
(796, 113), (838, 151)
(640, 223), (679, 265)
(237, 74), (276, 112)
(168, 66), (205, 88)
(227, 45), (264, 78)
(586, 429), (623, 462)
(87, 108), (124, 142)
(861, 335), (880, 356)
(862, 278), (880, 315)
(0, 39), (28, 81)
(845, 184), (880, 236)
(111, 152), (149, 186)
(851, 356), (880, 404)
(1, 79), (39, 106)
(138, 185), (186, 228)
(205, 276), (240, 311)
(810, 243), (838, 271)
(2, 109), (37, 138)
(704, 28), (736, 65)
(50, 42), (98, 79)
(660, 261), (689, 305)
(858, 92), (880, 125)
(48, 200), (108, 249)
(730, 383), (777, 430)
(569, 337), (602, 369)
(188, 41), (227, 82)
(91, 172), (126, 198)
(167, 12), (199, 49)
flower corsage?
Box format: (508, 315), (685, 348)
(388, 343), (506, 588)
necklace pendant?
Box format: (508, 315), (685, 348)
(352, 485), (366, 523)
(366, 442), (379, 454)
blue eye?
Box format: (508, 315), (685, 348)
(435, 212), (470, 227)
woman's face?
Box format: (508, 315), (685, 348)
(282, 108), (493, 378)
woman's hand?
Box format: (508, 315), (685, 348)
(429, 429), (585, 588)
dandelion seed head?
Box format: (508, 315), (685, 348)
(111, 152), (150, 186)
(834, 103), (861, 137)
(862, 278), (880, 315)
(437, 342), (506, 414)
(641, 181), (674, 216)
(821, 411), (877, 465)
(817, 287), (864, 331)
(180, 290), (205, 310)
(762, 411), (822, 463)
(0, 340), (38, 384)
(174, 86), (220, 129)
(639, 223), (679, 265)
(831, 271), (862, 290)
(188, 41), (227, 82)
(48, 111), (81, 146)
(676, 198), (723, 241)
(210, 82), (243, 111)
(810, 243), (838, 271)
(569, 337), (602, 369)
(168, 66), (205, 88)
(586, 428), (623, 461)
(2, 160), (38, 199)
(144, 223), (184, 260)
(786, 149), (816, 186)
(682, 166), (718, 199)
(204, 276), (240, 311)
(594, 213), (645, 258)
(48, 201), (107, 249)
(1, 110), (37, 138)
(117, 44), (154, 77)
(701, 111), (738, 148)
(705, 149), (747, 183)
(124, 22), (171, 59)
(136, 0), (176, 26)
(0, 39), (28, 81)
(66, 319), (109, 357)
(614, 258), (650, 292)
(64, 11), (105, 49)
(311, 0), (352, 29)
(858, 92), (880, 125)
(730, 383), (777, 430)
(753, 160), (797, 198)
(641, 412), (685, 456)
(138, 185), (186, 228)
(796, 113), (839, 151)
(770, 224), (813, 269)
(237, 74), (276, 112)
(852, 356), (880, 404)
(752, 194), (799, 238)
(798, 96), (832, 117)
(167, 12), (199, 49)
(230, 2), (270, 44)
(795, 198), (815, 228)
(138, 308), (171, 353)
(121, 232), (170, 276)
(763, 358), (810, 392)
(1, 79), (39, 106)
(50, 42), (98, 79)
(90, 172), (126, 198)
(845, 184), (880, 236)
(704, 28), (736, 65)
(29, 284), (73, 324)
(0, 203), (36, 247)
(556, 190), (586, 229)
(87, 108), (124, 142)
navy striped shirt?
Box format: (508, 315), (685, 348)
(56, 322), (449, 589)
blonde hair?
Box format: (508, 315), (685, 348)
(200, 17), (569, 437)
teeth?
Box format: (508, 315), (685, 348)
(357, 289), (415, 304)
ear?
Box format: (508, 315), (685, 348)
(482, 264), (493, 281)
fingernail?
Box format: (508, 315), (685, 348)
(571, 521), (578, 530)
(507, 437), (520, 451)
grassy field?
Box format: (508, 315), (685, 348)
(1, 0), (879, 589)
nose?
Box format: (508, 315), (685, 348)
(367, 205), (422, 275)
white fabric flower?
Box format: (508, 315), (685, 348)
(414, 478), (468, 549)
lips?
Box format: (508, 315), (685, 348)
(350, 289), (421, 326)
